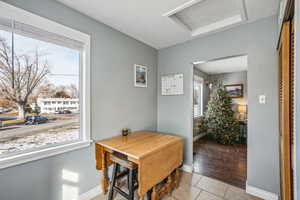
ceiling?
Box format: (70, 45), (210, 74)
(194, 55), (248, 74)
(57, 0), (279, 49)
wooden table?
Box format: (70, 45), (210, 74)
(95, 131), (184, 200)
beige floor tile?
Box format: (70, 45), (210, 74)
(172, 182), (202, 200)
(91, 173), (261, 200)
(91, 194), (107, 200)
(161, 195), (177, 200)
(196, 176), (229, 197)
(197, 191), (223, 200)
(224, 186), (262, 200)
(114, 186), (139, 200)
(93, 193), (139, 200)
(92, 184), (139, 200)
(181, 171), (203, 186)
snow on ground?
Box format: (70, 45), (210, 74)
(0, 126), (79, 155)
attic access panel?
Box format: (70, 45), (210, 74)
(163, 0), (247, 37)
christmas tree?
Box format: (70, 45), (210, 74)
(204, 82), (240, 144)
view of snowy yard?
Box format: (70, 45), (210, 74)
(0, 19), (82, 157)
(0, 124), (79, 155)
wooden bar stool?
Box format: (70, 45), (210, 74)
(108, 152), (138, 200)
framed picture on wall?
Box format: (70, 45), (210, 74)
(134, 64), (147, 88)
(224, 84), (243, 98)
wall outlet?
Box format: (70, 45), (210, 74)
(259, 95), (266, 104)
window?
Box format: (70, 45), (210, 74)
(193, 75), (203, 118)
(0, 2), (90, 169)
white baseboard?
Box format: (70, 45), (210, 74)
(77, 185), (103, 200)
(181, 164), (193, 173)
(246, 183), (278, 200)
(193, 133), (207, 142)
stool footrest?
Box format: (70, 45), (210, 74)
(114, 186), (129, 199)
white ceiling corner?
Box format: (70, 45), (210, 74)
(194, 55), (248, 74)
(57, 0), (279, 49)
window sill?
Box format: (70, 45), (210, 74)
(0, 140), (92, 170)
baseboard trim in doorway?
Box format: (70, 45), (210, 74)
(193, 133), (207, 142)
(181, 164), (193, 173)
(77, 185), (103, 200)
(246, 183), (278, 200)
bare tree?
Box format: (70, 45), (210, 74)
(35, 82), (56, 99)
(0, 36), (50, 119)
(34, 83), (78, 99)
(0, 98), (15, 108)
(53, 90), (71, 98)
(68, 84), (79, 98)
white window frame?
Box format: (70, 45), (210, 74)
(0, 2), (91, 169)
(193, 75), (204, 118)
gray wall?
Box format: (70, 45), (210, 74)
(157, 16), (279, 194)
(209, 71), (248, 105)
(0, 0), (157, 200)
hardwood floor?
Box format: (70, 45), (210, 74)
(193, 136), (247, 189)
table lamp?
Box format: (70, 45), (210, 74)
(237, 104), (247, 121)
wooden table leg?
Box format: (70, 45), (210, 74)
(167, 175), (172, 195)
(101, 150), (109, 194)
(175, 168), (180, 188)
(139, 190), (145, 200)
(151, 186), (157, 200)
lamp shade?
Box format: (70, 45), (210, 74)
(238, 104), (247, 113)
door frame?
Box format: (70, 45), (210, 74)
(278, 20), (294, 200)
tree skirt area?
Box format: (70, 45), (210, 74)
(0, 126), (79, 155)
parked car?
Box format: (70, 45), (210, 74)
(25, 116), (48, 125)
(63, 110), (72, 114)
(56, 110), (72, 114)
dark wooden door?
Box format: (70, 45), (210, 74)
(278, 21), (293, 200)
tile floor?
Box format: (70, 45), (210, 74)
(92, 171), (261, 200)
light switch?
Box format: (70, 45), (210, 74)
(259, 95), (266, 104)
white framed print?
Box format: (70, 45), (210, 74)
(134, 64), (147, 88)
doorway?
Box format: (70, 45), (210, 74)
(192, 55), (248, 189)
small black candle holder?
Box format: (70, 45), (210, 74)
(122, 128), (129, 136)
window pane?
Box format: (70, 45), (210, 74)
(0, 29), (14, 122)
(0, 30), (81, 157)
(193, 76), (203, 118)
